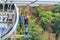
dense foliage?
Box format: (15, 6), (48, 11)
(35, 5), (60, 40)
(35, 7), (54, 30)
(53, 13), (60, 40)
(51, 5), (60, 13)
(29, 16), (48, 40)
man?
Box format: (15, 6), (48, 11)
(24, 14), (29, 35)
(23, 14), (31, 39)
(19, 13), (23, 35)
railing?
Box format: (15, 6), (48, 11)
(0, 4), (19, 39)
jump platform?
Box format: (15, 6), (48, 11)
(11, 35), (24, 38)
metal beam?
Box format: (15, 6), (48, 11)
(29, 4), (39, 6)
(34, 1), (60, 5)
(0, 1), (60, 6)
(27, 0), (37, 6)
(0, 1), (60, 5)
(0, 2), (32, 4)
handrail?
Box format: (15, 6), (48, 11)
(1, 4), (19, 39)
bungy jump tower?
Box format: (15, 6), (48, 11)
(0, 0), (19, 40)
(0, 0), (60, 40)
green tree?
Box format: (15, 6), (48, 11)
(51, 5), (60, 13)
(29, 16), (48, 40)
(35, 6), (54, 30)
(53, 13), (60, 40)
(35, 5), (60, 40)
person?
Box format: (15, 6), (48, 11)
(24, 14), (29, 35)
(19, 13), (23, 35)
(0, 26), (7, 37)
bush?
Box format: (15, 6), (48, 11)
(29, 16), (48, 40)
(51, 5), (60, 13)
